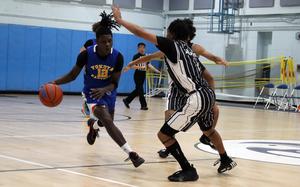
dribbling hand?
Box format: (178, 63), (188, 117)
(90, 88), (106, 100)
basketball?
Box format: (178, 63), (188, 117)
(39, 83), (63, 107)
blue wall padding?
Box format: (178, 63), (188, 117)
(0, 24), (8, 90)
(39, 27), (57, 89)
(0, 23), (159, 93)
(69, 30), (86, 92)
(23, 26), (41, 91)
(7, 25), (26, 90)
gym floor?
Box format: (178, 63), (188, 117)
(0, 95), (299, 187)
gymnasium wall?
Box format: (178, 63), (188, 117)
(0, 0), (164, 93)
(165, 0), (300, 97)
(0, 23), (158, 93)
(0, 0), (164, 34)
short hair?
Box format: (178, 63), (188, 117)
(137, 42), (146, 48)
(92, 11), (120, 38)
(167, 19), (194, 41)
(183, 18), (196, 41)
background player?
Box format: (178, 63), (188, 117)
(123, 42), (160, 110)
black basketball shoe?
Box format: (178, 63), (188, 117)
(168, 165), (199, 182)
(125, 152), (145, 168)
(86, 118), (99, 145)
(214, 157), (237, 173)
(199, 134), (216, 150)
(123, 99), (130, 108)
(157, 149), (170, 158)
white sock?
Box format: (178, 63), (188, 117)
(93, 120), (99, 129)
(121, 143), (133, 155)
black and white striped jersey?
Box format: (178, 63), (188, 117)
(156, 36), (209, 94)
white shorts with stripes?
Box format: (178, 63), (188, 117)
(165, 87), (215, 132)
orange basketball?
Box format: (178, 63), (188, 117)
(39, 83), (63, 107)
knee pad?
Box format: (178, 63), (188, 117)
(160, 122), (178, 137)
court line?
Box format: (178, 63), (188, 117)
(1, 128), (300, 139)
(0, 134), (84, 139)
(0, 157), (217, 173)
(0, 154), (137, 187)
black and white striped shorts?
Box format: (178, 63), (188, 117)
(163, 86), (215, 134)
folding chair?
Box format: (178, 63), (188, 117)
(266, 84), (289, 110)
(254, 83), (275, 109)
(285, 85), (300, 112)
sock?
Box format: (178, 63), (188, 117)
(167, 141), (192, 171)
(164, 149), (170, 154)
(121, 143), (133, 155)
(97, 120), (104, 127)
(220, 152), (228, 161)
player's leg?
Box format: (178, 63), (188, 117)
(157, 109), (175, 158)
(81, 92), (90, 117)
(199, 104), (219, 149)
(86, 94), (144, 168)
(200, 112), (237, 173)
(158, 93), (203, 182)
(123, 72), (139, 108)
(157, 88), (187, 158)
(136, 72), (147, 110)
(87, 105), (144, 167)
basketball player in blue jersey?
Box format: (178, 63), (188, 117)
(79, 20), (106, 117)
(51, 11), (144, 168)
(113, 6), (236, 181)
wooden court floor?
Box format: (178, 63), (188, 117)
(0, 94), (299, 187)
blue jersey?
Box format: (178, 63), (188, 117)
(83, 45), (120, 108)
(92, 39), (97, 45)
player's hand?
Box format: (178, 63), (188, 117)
(215, 59), (229, 67)
(48, 81), (56, 85)
(90, 88), (106, 100)
(123, 66), (130, 72)
(112, 5), (122, 23)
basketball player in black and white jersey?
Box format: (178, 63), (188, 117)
(125, 19), (226, 157)
(113, 6), (236, 182)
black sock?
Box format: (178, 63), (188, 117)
(164, 149), (169, 154)
(167, 141), (192, 171)
(97, 120), (104, 127)
(220, 152), (228, 161)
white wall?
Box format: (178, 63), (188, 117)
(0, 0), (164, 35)
(164, 0), (300, 15)
(164, 0), (300, 97)
(241, 0), (300, 15)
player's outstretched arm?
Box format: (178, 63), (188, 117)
(192, 43), (229, 66)
(147, 64), (161, 74)
(124, 51), (164, 72)
(112, 5), (158, 45)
